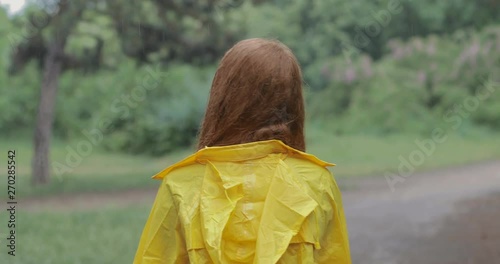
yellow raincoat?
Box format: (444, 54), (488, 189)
(134, 140), (351, 263)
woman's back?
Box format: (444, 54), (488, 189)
(134, 140), (350, 263)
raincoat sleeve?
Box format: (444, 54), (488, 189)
(315, 169), (352, 263)
(133, 179), (187, 264)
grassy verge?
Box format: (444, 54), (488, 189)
(0, 205), (150, 263)
(0, 138), (192, 198)
(306, 128), (500, 177)
(1, 130), (500, 198)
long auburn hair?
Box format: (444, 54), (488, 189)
(197, 38), (306, 151)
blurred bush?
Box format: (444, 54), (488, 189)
(55, 62), (213, 156)
(95, 64), (213, 155)
(307, 26), (500, 135)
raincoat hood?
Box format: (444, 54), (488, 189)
(134, 140), (351, 264)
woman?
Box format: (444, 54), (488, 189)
(134, 38), (351, 263)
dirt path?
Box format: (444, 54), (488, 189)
(16, 160), (500, 263)
(343, 160), (500, 264)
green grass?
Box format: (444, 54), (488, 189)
(0, 138), (192, 198)
(1, 130), (500, 198)
(0, 205), (150, 263)
(306, 128), (500, 177)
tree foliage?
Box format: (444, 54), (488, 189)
(1, 0), (499, 156)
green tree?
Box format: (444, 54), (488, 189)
(31, 1), (85, 185)
(8, 0), (257, 185)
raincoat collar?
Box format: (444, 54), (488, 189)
(152, 139), (335, 179)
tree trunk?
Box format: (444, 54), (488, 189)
(32, 42), (65, 185)
(31, 0), (83, 185)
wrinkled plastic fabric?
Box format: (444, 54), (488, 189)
(134, 140), (351, 264)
